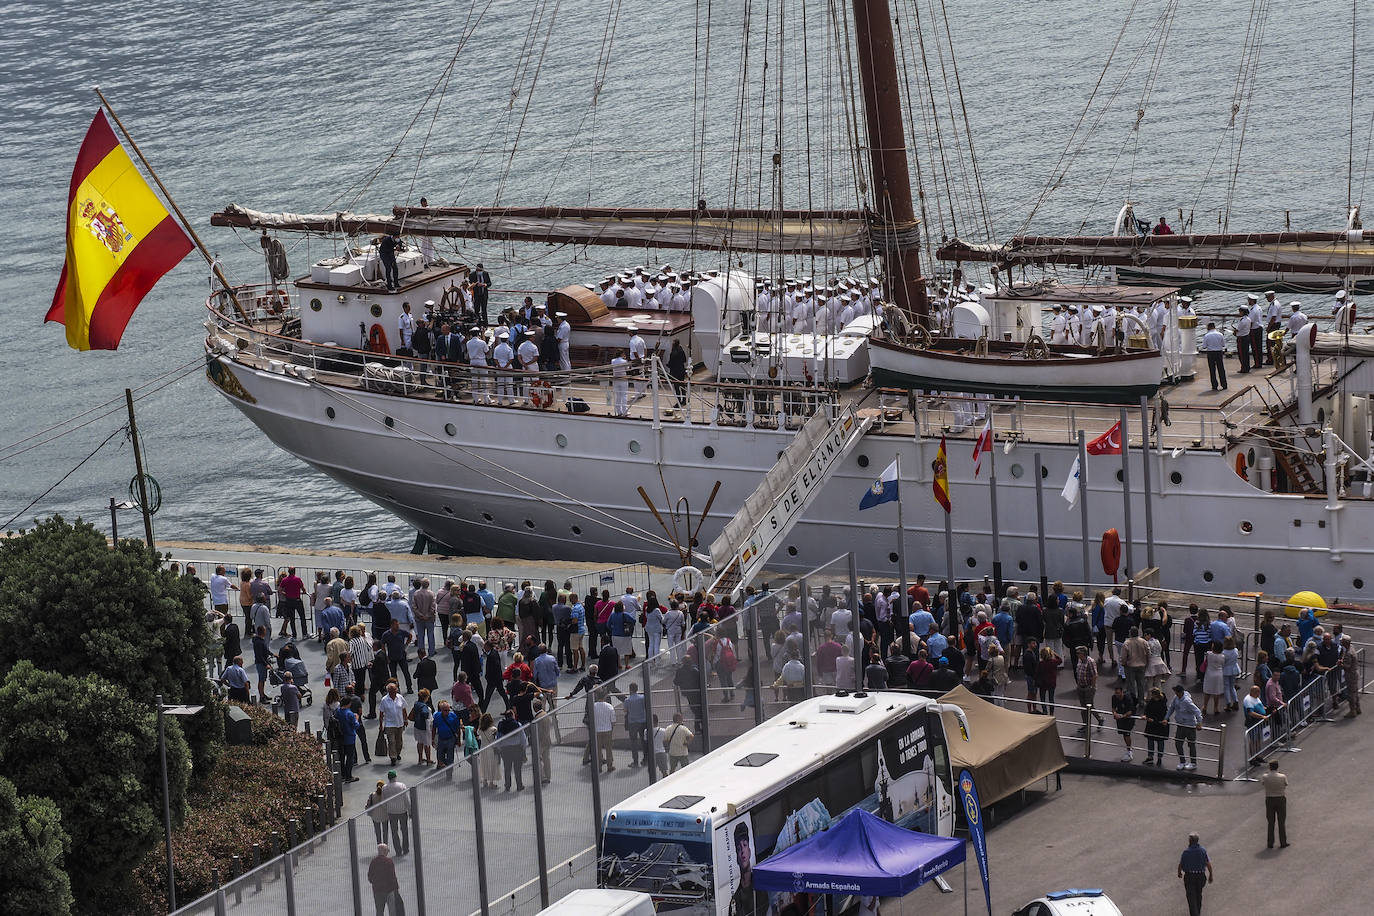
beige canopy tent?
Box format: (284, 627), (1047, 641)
(938, 685), (1067, 806)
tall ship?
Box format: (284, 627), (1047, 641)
(200, 1), (1374, 600)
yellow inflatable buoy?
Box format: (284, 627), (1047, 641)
(1284, 590), (1328, 619)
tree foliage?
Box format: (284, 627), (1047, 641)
(0, 774), (74, 915)
(0, 661), (190, 914)
(0, 516), (222, 776)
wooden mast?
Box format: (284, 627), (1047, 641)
(851, 0), (929, 323)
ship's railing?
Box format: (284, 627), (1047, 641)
(205, 289), (835, 432)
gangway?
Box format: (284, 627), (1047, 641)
(706, 405), (873, 598)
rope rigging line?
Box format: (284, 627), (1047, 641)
(309, 381), (677, 552)
(494, 0), (563, 207)
(904, 0), (960, 241)
(3, 425), (127, 531)
(1221, 0), (1271, 232)
(933, 0), (994, 242)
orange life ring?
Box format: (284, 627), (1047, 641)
(368, 323), (391, 355)
(529, 377), (554, 409)
(1100, 527), (1122, 581)
(1235, 452), (1249, 480)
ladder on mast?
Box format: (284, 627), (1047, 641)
(706, 405), (874, 599)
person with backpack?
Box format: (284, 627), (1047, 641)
(333, 699), (360, 782)
(708, 632), (739, 702)
(432, 698), (461, 767)
(409, 688), (434, 766)
(610, 598), (636, 666)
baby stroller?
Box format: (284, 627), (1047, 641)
(266, 655), (314, 707)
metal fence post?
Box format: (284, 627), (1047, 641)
(749, 604), (765, 725)
(214, 887), (227, 916)
(695, 632), (711, 752)
(800, 578), (814, 699)
(1084, 704), (1093, 757)
(586, 690), (604, 855)
(469, 757), (491, 916)
(641, 658), (658, 784)
(529, 718), (551, 908)
(347, 818), (363, 916)
(410, 786), (426, 915)
(849, 552), (862, 691)
(283, 850), (297, 916)
(1215, 723), (1227, 780)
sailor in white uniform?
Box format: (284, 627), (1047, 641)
(554, 311), (572, 370)
(514, 329), (538, 404)
(1246, 293), (1265, 366)
(624, 281), (644, 311)
(670, 283), (689, 313)
(1049, 305), (1067, 344)
(1263, 290), (1282, 332)
(1088, 306), (1106, 347)
(1234, 305), (1253, 373)
(492, 331), (515, 405)
(611, 350), (630, 417)
(397, 302), (416, 353)
(1334, 289), (1355, 334)
(599, 277), (618, 309)
(466, 326), (491, 404)
(627, 325), (648, 397)
(1148, 300), (1167, 349)
(1287, 301), (1308, 337)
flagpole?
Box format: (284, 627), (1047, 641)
(895, 453), (910, 629)
(944, 508), (955, 618)
(1118, 408), (1134, 579)
(985, 403), (1003, 599)
(1139, 395), (1156, 571)
(92, 87), (248, 322)
(1078, 430), (1091, 586)
(1034, 452), (1048, 602)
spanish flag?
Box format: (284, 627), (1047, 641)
(46, 110), (192, 350)
(932, 435), (951, 513)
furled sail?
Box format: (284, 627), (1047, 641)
(938, 230), (1374, 280)
(212, 203), (877, 257)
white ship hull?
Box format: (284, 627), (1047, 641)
(208, 351), (1374, 600)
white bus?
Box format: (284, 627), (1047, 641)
(598, 692), (969, 916)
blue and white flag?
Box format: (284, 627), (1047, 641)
(858, 458), (900, 510)
(1061, 456), (1082, 509)
(959, 769), (992, 916)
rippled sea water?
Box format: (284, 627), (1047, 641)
(1, 0), (1369, 550)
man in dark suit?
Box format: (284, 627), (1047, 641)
(470, 263), (492, 325)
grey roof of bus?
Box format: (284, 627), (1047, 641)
(607, 692), (938, 819)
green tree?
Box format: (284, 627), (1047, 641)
(0, 516), (221, 776)
(0, 661), (190, 915)
(0, 774), (74, 915)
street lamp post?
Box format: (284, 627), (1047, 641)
(156, 695), (204, 913)
(109, 498), (136, 544)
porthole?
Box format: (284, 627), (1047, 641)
(857, 455), (870, 468)
(444, 423), (457, 437)
(1170, 471), (1183, 485)
(481, 512), (494, 523)
(1355, 577), (1365, 590)
(571, 525), (583, 536)
(1115, 469), (1124, 483)
(309, 297), (323, 312)
(1018, 560), (1029, 571)
(556, 433), (568, 448)
(1239, 520), (1253, 535)
(442, 506), (454, 515)
(889, 552), (899, 564)
(1041, 465), (1049, 479)
(703, 446), (716, 459)
(1246, 447), (1256, 466)
(966, 557), (977, 568)
(1202, 570), (1214, 583)
(1009, 463), (1024, 479)
(326, 407), (336, 419)
(384, 416), (395, 428)
(787, 546), (798, 557)
(370, 304), (383, 318)
(1256, 573), (1267, 585)
(629, 440), (642, 454)
(524, 519), (536, 529)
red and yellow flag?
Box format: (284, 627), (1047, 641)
(47, 110), (192, 350)
(932, 435), (951, 514)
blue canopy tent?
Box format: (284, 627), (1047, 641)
(750, 808), (965, 898)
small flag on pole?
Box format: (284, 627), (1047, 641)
(972, 420), (992, 477)
(859, 458), (900, 510)
(1086, 420), (1123, 456)
(47, 109), (193, 351)
(932, 436), (951, 514)
(1061, 456), (1082, 508)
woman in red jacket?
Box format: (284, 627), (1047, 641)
(1034, 645), (1062, 713)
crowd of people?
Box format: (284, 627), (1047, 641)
(204, 561), (1363, 789)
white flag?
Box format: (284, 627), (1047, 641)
(1061, 456), (1082, 508)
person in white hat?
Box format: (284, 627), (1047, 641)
(554, 311), (572, 370)
(1233, 305), (1253, 373)
(599, 277), (618, 309)
(611, 347), (630, 417)
(517, 329), (540, 402)
(1263, 290), (1282, 352)
(492, 331), (515, 405)
(1334, 289), (1355, 335)
(670, 282), (689, 313)
(623, 279), (644, 311)
(626, 325), (648, 399)
(1286, 301), (1308, 337)
(466, 326), (491, 403)
(1246, 293), (1265, 366)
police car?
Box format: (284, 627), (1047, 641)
(1012, 889), (1124, 916)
